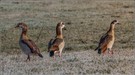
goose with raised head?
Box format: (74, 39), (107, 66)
(95, 20), (119, 55)
(15, 23), (43, 61)
(48, 22), (66, 59)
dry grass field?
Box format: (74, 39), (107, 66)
(0, 0), (134, 75)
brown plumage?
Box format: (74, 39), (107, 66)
(95, 20), (119, 55)
(15, 23), (43, 61)
(48, 22), (65, 58)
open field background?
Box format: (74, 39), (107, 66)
(0, 0), (134, 75)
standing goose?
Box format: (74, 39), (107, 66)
(95, 20), (119, 55)
(15, 23), (43, 61)
(48, 22), (66, 58)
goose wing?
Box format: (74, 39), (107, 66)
(21, 39), (39, 53)
(50, 38), (63, 51)
(99, 34), (113, 48)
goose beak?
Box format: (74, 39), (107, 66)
(62, 24), (66, 30)
(117, 22), (120, 25)
(63, 27), (67, 30)
(116, 20), (120, 25)
(15, 25), (19, 28)
(11, 26), (17, 32)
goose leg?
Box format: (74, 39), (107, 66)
(59, 50), (64, 61)
(58, 53), (61, 57)
(108, 48), (113, 56)
(109, 50), (113, 55)
(26, 54), (30, 61)
(107, 48), (110, 54)
(58, 48), (63, 58)
(111, 50), (114, 54)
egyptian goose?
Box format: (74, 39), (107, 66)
(48, 22), (66, 58)
(15, 23), (43, 61)
(95, 20), (119, 55)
